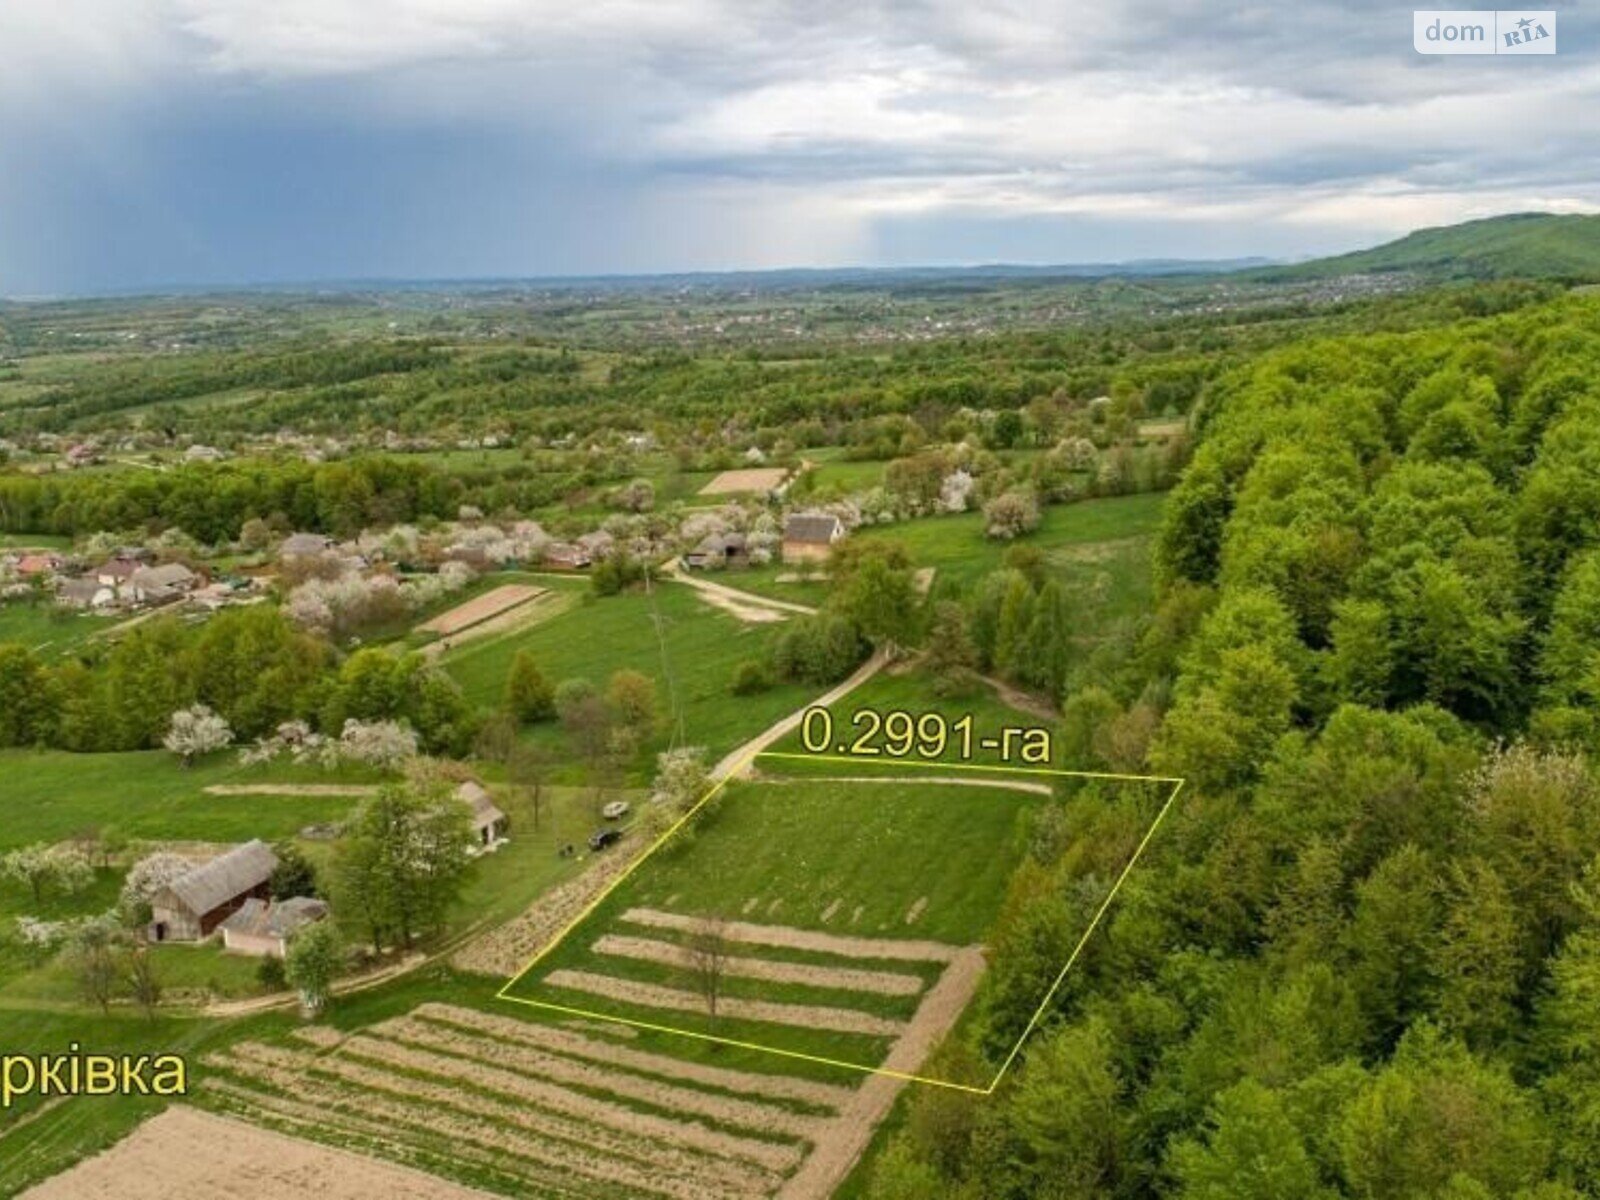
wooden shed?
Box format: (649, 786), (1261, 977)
(148, 840), (278, 943)
(219, 896), (329, 958)
(456, 781), (509, 847)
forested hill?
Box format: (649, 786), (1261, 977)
(1259, 212), (1600, 282)
(866, 289), (1600, 1199)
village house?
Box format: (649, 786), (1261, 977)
(219, 896), (329, 958)
(184, 443), (226, 463)
(683, 531), (748, 571)
(93, 552), (146, 590)
(16, 553), (64, 578)
(781, 513), (845, 564)
(148, 840), (278, 943)
(456, 780), (509, 848)
(56, 577), (117, 609)
(127, 561), (199, 605)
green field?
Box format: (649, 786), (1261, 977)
(504, 773), (1045, 1068)
(0, 601), (119, 657)
(0, 749), (386, 851)
(442, 579), (816, 781)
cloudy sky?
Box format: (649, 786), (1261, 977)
(0, 1), (1594, 293)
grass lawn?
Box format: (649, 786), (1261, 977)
(442, 580), (816, 783)
(0, 600), (119, 657)
(855, 490), (1165, 594)
(729, 490), (1164, 614)
(0, 749), (386, 851)
(506, 774), (1044, 1067)
(0, 533), (74, 550)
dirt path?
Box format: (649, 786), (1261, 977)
(619, 908), (961, 963)
(665, 562), (818, 617)
(18, 1105), (493, 1200)
(591, 934), (926, 996)
(202, 784), (380, 797)
(710, 648), (889, 780)
(777, 946), (988, 1200)
(762, 773), (1053, 796)
(979, 672), (1059, 722)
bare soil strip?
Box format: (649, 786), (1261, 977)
(544, 969), (907, 1037)
(202, 1078), (606, 1200)
(698, 467), (789, 495)
(777, 946), (989, 1200)
(764, 773), (1054, 796)
(415, 1003), (854, 1108)
(368, 1018), (827, 1141)
(417, 583), (544, 636)
(203, 783), (380, 797)
(592, 934), (926, 997)
(454, 834), (639, 976)
(620, 908), (961, 963)
(18, 1105), (494, 1200)
(212, 1050), (721, 1200)
(686, 586), (790, 624)
(422, 588), (574, 659)
(322, 1036), (803, 1171)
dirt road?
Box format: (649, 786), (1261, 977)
(777, 946), (988, 1200)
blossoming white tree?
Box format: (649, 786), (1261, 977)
(162, 704), (233, 767)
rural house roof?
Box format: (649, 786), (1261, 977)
(56, 578), (108, 605)
(455, 781), (506, 831)
(219, 896), (328, 940)
(692, 532), (747, 556)
(783, 513), (843, 545)
(96, 557), (141, 580)
(164, 840), (278, 916)
(130, 562), (197, 591)
(280, 533), (334, 557)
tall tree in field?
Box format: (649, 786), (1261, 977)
(334, 782), (473, 951)
(285, 920), (343, 1016)
(0, 644), (55, 746)
(504, 650), (555, 722)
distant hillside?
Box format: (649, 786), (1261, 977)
(1257, 212), (1600, 282)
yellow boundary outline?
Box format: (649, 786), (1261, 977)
(496, 750), (1184, 1095)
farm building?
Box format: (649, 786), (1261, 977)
(219, 896), (329, 957)
(93, 555), (143, 588)
(781, 513), (845, 563)
(148, 840), (278, 943)
(128, 562), (199, 604)
(683, 532), (748, 570)
(456, 780), (509, 847)
(56, 577), (116, 609)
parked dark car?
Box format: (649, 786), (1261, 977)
(588, 828), (623, 851)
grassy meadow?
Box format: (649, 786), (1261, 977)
(442, 579), (817, 781)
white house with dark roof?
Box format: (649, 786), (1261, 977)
(781, 513), (845, 564)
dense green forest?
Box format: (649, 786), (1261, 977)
(866, 289), (1600, 1199)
